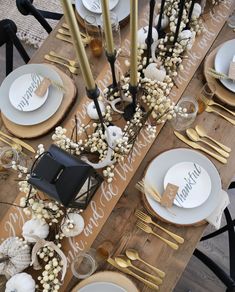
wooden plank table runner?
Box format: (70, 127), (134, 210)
(0, 1), (234, 291)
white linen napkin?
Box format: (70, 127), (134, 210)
(206, 190), (230, 229)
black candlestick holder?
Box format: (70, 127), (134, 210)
(123, 85), (138, 121)
(173, 0), (186, 44)
(106, 50), (118, 89)
(185, 0), (195, 30)
(145, 0), (156, 67)
(86, 86), (105, 132)
(156, 0), (166, 38)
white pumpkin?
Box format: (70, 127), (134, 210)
(154, 14), (169, 30)
(61, 213), (85, 237)
(178, 30), (195, 50)
(137, 26), (158, 48)
(86, 100), (105, 120)
(105, 126), (123, 147)
(144, 63), (166, 82)
(0, 237), (31, 279)
(192, 3), (202, 18)
(22, 218), (49, 243)
(5, 272), (35, 292)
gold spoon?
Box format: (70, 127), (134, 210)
(49, 51), (79, 68)
(208, 100), (235, 117)
(125, 249), (165, 278)
(115, 256), (162, 285)
(195, 125), (231, 153)
(44, 54), (78, 74)
(206, 106), (235, 126)
(108, 258), (159, 290)
(186, 128), (229, 158)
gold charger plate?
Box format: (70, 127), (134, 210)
(71, 271), (139, 292)
(204, 45), (235, 108)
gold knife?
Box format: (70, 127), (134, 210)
(174, 131), (227, 164)
(107, 258), (159, 290)
(0, 130), (35, 153)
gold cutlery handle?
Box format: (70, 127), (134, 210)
(107, 258), (159, 290)
(56, 33), (73, 44)
(50, 51), (68, 62)
(206, 136), (231, 153)
(58, 28), (71, 37)
(126, 269), (159, 290)
(212, 102), (235, 117)
(197, 143), (227, 164)
(206, 107), (235, 126)
(49, 51), (78, 67)
(44, 55), (77, 74)
(201, 139), (229, 158)
(151, 221), (184, 244)
(0, 136), (12, 147)
(131, 265), (162, 285)
(151, 230), (179, 250)
(139, 258), (166, 278)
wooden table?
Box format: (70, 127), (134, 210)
(0, 2), (235, 292)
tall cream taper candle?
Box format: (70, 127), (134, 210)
(61, 0), (96, 90)
(101, 0), (115, 55)
(130, 0), (138, 87)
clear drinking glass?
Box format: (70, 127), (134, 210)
(71, 248), (98, 279)
(196, 82), (216, 114)
(100, 12), (121, 52)
(0, 147), (19, 169)
(84, 15), (103, 58)
(227, 11), (235, 28)
(171, 96), (198, 131)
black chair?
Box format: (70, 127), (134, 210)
(16, 0), (63, 34)
(193, 186), (235, 292)
(0, 19), (30, 76)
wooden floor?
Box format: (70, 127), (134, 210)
(0, 41), (233, 292)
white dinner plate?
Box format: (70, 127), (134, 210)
(144, 148), (221, 225)
(214, 39), (235, 93)
(0, 64), (63, 126)
(79, 282), (126, 292)
(75, 0), (130, 26)
(82, 0), (119, 14)
(9, 73), (48, 112)
(163, 161), (212, 208)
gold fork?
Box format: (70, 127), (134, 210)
(136, 221), (179, 250)
(135, 210), (184, 244)
(44, 54), (79, 74)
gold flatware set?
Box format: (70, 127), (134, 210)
(135, 210), (184, 244)
(49, 51), (79, 68)
(174, 124), (231, 164)
(44, 54), (79, 75)
(107, 247), (166, 290)
(108, 258), (159, 290)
